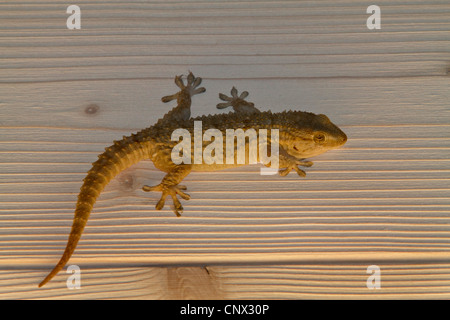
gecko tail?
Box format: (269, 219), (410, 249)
(38, 203), (91, 287)
(39, 133), (152, 287)
(39, 254), (72, 287)
(38, 233), (83, 287)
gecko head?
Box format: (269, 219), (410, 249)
(282, 112), (347, 158)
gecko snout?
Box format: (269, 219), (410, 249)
(338, 132), (348, 147)
(332, 128), (347, 147)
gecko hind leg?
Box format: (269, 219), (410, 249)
(142, 165), (192, 217)
(217, 87), (260, 114)
(158, 72), (206, 122)
(160, 72), (206, 122)
(142, 184), (190, 217)
(162, 72), (206, 102)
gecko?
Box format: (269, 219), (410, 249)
(39, 72), (347, 287)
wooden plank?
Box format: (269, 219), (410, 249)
(1, 263), (450, 299)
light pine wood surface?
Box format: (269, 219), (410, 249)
(0, 0), (449, 299)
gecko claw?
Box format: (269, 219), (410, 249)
(143, 183), (190, 217)
(174, 75), (185, 90)
(161, 93), (178, 103)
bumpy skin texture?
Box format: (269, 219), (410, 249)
(39, 72), (347, 287)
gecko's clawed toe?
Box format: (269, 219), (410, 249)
(170, 196), (184, 217)
(186, 72), (195, 85)
(216, 102), (233, 109)
(278, 166), (307, 177)
(278, 168), (290, 177)
(155, 197), (166, 211)
(297, 160), (313, 167)
(294, 167), (307, 177)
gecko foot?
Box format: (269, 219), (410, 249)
(142, 183), (190, 217)
(278, 160), (313, 177)
(217, 87), (260, 114)
(161, 72), (206, 103)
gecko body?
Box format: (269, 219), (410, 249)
(39, 73), (347, 287)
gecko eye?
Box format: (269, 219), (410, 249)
(314, 132), (326, 144)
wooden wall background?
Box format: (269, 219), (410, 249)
(0, 0), (449, 299)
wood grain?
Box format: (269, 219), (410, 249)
(0, 0), (449, 299)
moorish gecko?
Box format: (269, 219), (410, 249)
(39, 72), (347, 287)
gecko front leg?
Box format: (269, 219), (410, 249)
(277, 147), (313, 177)
(143, 165), (192, 217)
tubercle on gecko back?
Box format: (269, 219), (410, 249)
(38, 133), (154, 287)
